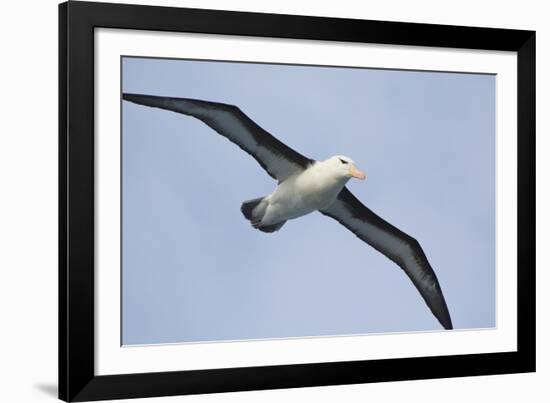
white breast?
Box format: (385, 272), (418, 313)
(261, 162), (349, 225)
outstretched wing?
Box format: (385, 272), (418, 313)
(320, 187), (453, 329)
(123, 94), (313, 181)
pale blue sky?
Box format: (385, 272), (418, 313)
(122, 56), (495, 345)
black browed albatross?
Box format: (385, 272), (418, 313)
(123, 93), (453, 330)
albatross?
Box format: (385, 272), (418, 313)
(123, 93), (453, 330)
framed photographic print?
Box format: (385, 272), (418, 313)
(59, 1), (535, 401)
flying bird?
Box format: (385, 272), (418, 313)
(123, 93), (453, 330)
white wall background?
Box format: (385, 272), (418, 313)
(0, 0), (546, 402)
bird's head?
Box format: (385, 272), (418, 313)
(325, 155), (366, 181)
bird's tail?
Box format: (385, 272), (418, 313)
(240, 196), (286, 233)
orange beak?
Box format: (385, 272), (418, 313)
(348, 164), (366, 180)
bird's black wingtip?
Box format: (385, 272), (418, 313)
(122, 93), (144, 102)
(440, 315), (453, 330)
(122, 93), (167, 109)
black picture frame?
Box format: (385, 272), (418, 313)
(59, 1), (536, 401)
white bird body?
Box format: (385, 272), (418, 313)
(261, 159), (353, 226)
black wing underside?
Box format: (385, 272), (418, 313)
(321, 187), (453, 330)
(123, 93), (313, 182)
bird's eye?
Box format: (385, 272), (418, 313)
(339, 158), (348, 165)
